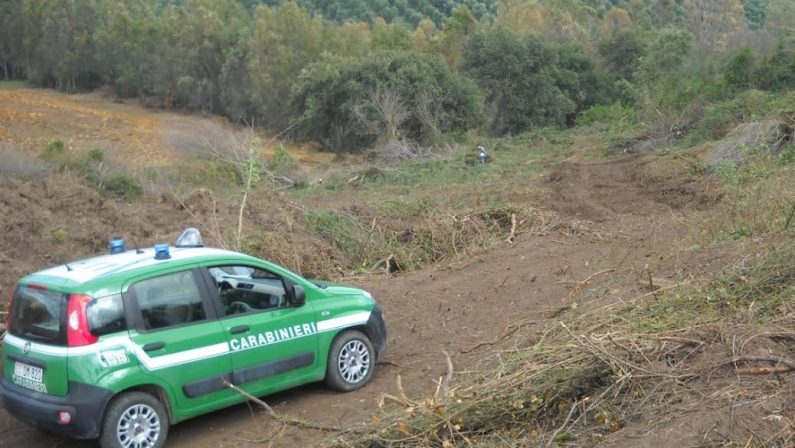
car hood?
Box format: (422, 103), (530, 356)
(311, 279), (370, 297)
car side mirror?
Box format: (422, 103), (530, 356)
(292, 284), (306, 306)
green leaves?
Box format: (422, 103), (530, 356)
(724, 47), (756, 89)
(462, 27), (599, 136)
(291, 53), (481, 152)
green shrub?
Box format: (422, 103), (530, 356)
(270, 144), (298, 173)
(779, 145), (795, 165)
(292, 52), (482, 152)
(102, 174), (143, 200)
(87, 147), (104, 162)
(575, 103), (636, 127)
(724, 47), (756, 89)
(51, 228), (68, 243)
(42, 139), (66, 163)
(306, 211), (362, 254)
(757, 40), (795, 91)
(376, 197), (437, 215)
(691, 90), (773, 141)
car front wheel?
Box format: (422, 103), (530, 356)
(325, 330), (375, 392)
(99, 391), (169, 448)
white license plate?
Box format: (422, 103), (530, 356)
(14, 362), (43, 383)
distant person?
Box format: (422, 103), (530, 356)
(478, 145), (488, 164)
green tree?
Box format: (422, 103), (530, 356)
(219, 39), (255, 122)
(291, 53), (482, 152)
(724, 47), (756, 89)
(168, 0), (250, 112)
(94, 0), (168, 99)
(641, 28), (693, 81)
(434, 4), (477, 69)
(598, 29), (647, 82)
(756, 39), (795, 90)
(463, 27), (600, 135)
(0, 0), (24, 79)
(371, 18), (413, 51)
(21, 0), (101, 91)
(764, 0), (795, 38)
(740, 0), (769, 30)
(248, 2), (324, 129)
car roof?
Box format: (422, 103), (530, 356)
(23, 247), (254, 293)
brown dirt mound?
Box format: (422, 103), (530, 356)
(0, 175), (339, 295)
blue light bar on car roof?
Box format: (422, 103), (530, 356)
(109, 238), (125, 254)
(154, 244), (171, 260)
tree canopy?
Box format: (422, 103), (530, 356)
(1, 0), (793, 150)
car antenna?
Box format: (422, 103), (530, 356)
(65, 263), (73, 272)
(132, 236), (144, 254)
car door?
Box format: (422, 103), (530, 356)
(200, 264), (320, 395)
(124, 268), (235, 419)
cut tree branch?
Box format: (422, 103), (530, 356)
(567, 269), (616, 300)
(224, 380), (357, 432)
(505, 213), (517, 244)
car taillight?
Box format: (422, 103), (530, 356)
(67, 294), (98, 347)
(4, 286), (16, 332)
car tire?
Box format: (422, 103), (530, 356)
(99, 391), (169, 448)
(325, 330), (376, 392)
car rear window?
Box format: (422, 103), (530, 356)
(10, 285), (67, 345)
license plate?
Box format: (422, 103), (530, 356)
(14, 362), (43, 383)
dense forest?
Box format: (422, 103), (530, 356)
(1, 0), (794, 153)
(241, 0), (498, 27)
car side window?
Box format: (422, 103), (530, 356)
(131, 270), (207, 331)
(87, 294), (127, 336)
(208, 265), (289, 316)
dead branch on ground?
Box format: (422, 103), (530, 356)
(505, 213), (517, 244)
(731, 356), (795, 375)
(567, 269), (616, 300)
(545, 399), (580, 448)
(379, 374), (417, 408)
(224, 380), (359, 433)
(460, 320), (536, 354)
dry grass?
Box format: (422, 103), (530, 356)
(698, 160), (795, 243)
(707, 120), (793, 166)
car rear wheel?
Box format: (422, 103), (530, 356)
(99, 391), (168, 448)
(325, 330), (375, 392)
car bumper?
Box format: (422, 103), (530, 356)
(367, 304), (388, 360)
(0, 378), (113, 439)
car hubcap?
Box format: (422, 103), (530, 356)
(117, 404), (160, 448)
(338, 339), (370, 384)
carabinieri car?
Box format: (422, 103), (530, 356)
(0, 229), (387, 448)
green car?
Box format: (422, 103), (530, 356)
(0, 229), (387, 448)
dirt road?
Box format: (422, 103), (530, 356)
(0, 152), (732, 447)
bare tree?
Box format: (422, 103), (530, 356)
(201, 124), (262, 250)
(415, 92), (444, 141)
(368, 87), (409, 142)
(199, 120), (299, 249)
(684, 0), (746, 60)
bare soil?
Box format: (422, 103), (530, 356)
(0, 88), (790, 447)
(0, 86), (335, 169)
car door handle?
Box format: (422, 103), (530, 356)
(230, 325), (249, 335)
(143, 342), (166, 352)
